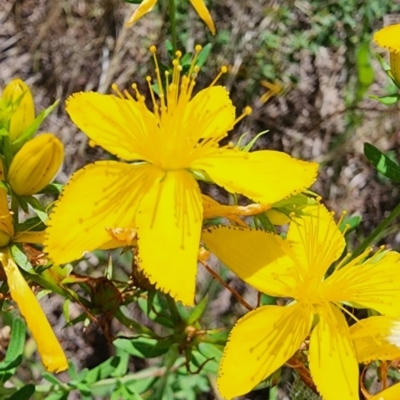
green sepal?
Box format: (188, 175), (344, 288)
(22, 195), (48, 223)
(11, 99), (59, 154)
(186, 295), (208, 325)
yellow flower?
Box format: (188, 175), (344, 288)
(202, 203), (400, 400)
(0, 188), (67, 373)
(126, 0), (216, 35)
(45, 47), (318, 305)
(8, 133), (64, 196)
(1, 79), (35, 142)
(373, 24), (400, 85)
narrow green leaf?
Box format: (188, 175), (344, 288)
(38, 183), (64, 195)
(364, 143), (400, 183)
(113, 337), (172, 359)
(356, 41), (374, 87)
(196, 44), (212, 69)
(10, 245), (35, 273)
(15, 216), (46, 232)
(0, 318), (26, 372)
(6, 384), (35, 400)
(369, 94), (400, 105)
(84, 357), (121, 385)
(339, 215), (362, 234)
(22, 196), (48, 223)
(186, 295), (208, 325)
(11, 100), (59, 154)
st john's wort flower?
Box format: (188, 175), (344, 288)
(202, 203), (400, 400)
(45, 46), (318, 305)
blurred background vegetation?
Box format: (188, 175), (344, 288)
(1, 0), (400, 398)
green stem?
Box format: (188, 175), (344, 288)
(349, 201), (400, 262)
(168, 0), (177, 53)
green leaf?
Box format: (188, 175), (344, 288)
(241, 130), (268, 152)
(0, 128), (9, 137)
(15, 216), (46, 232)
(84, 357), (121, 385)
(44, 394), (69, 400)
(0, 317), (26, 372)
(369, 94), (400, 105)
(123, 0), (142, 3)
(186, 295), (208, 325)
(254, 213), (276, 233)
(22, 196), (48, 223)
(356, 41), (374, 87)
(6, 384), (35, 400)
(42, 372), (64, 386)
(11, 100), (59, 154)
(339, 215), (362, 234)
(364, 143), (400, 183)
(196, 44), (212, 69)
(114, 336), (172, 359)
(10, 245), (35, 274)
(38, 183), (64, 195)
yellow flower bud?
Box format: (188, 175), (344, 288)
(8, 133), (64, 196)
(0, 188), (14, 247)
(1, 79), (35, 142)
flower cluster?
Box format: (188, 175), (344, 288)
(0, 80), (67, 372)
(2, 11), (400, 400)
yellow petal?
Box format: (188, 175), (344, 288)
(66, 92), (151, 161)
(370, 382), (400, 400)
(191, 149), (318, 204)
(202, 194), (270, 226)
(0, 188), (14, 246)
(323, 251), (400, 316)
(202, 226), (299, 297)
(309, 304), (358, 400)
(287, 203), (345, 277)
(2, 250), (68, 372)
(185, 86), (235, 142)
(125, 0), (158, 26)
(373, 24), (400, 53)
(136, 166), (202, 305)
(350, 316), (400, 363)
(218, 303), (312, 399)
(45, 161), (152, 265)
(14, 231), (45, 244)
(189, 0), (216, 34)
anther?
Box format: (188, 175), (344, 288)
(195, 44), (202, 53)
(150, 45), (156, 53)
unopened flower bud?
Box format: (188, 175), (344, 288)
(0, 188), (13, 247)
(8, 133), (64, 196)
(2, 79), (35, 142)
